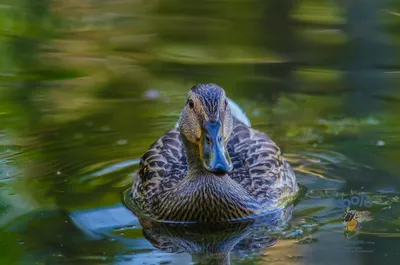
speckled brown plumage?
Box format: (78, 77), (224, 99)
(130, 118), (298, 222)
(129, 84), (298, 222)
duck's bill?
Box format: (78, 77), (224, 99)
(200, 121), (233, 175)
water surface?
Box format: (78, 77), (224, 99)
(1, 0), (400, 264)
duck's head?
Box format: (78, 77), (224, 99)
(179, 84), (234, 176)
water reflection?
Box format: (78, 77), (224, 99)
(127, 206), (293, 265)
(67, 202), (294, 265)
(1, 0), (400, 264)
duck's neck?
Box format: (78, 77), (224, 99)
(181, 134), (210, 178)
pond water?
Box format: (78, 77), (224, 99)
(1, 0), (400, 264)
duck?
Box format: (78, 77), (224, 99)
(128, 83), (298, 222)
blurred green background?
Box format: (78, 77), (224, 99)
(1, 0), (400, 264)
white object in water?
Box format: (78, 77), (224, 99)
(69, 203), (140, 239)
(227, 98), (251, 127)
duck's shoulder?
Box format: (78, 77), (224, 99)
(227, 119), (298, 204)
(227, 118), (281, 160)
(135, 127), (187, 192)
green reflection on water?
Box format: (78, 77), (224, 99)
(1, 0), (400, 264)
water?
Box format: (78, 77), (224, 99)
(1, 0), (400, 264)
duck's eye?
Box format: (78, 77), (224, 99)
(188, 99), (194, 109)
(205, 135), (211, 144)
(224, 99), (228, 109)
(218, 136), (223, 143)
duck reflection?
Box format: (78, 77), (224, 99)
(138, 205), (294, 265)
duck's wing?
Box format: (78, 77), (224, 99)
(227, 119), (298, 206)
(130, 127), (187, 212)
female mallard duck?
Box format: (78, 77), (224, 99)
(129, 84), (298, 222)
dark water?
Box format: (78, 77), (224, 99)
(1, 0), (400, 264)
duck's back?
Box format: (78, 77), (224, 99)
(131, 118), (298, 212)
